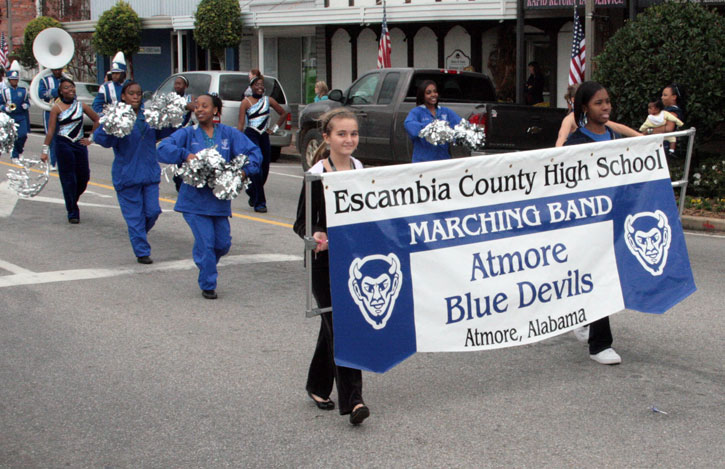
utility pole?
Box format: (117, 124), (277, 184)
(584, 0), (594, 81)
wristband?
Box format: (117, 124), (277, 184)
(271, 124), (279, 134)
(42, 144), (50, 154)
(87, 133), (94, 143)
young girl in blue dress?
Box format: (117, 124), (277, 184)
(159, 94), (262, 299)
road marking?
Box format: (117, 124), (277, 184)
(24, 195), (121, 210)
(269, 171), (302, 179)
(84, 190), (113, 198)
(0, 253), (302, 288)
(0, 180), (19, 217)
(685, 231), (725, 239)
(0, 259), (34, 275)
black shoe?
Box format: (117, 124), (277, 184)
(349, 405), (370, 425)
(137, 256), (153, 265)
(254, 206), (267, 213)
(202, 289), (217, 300)
(308, 392), (335, 411)
(68, 218), (80, 224)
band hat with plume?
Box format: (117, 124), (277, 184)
(7, 60), (21, 79)
(110, 51), (126, 73)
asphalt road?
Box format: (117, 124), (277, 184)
(1, 131), (723, 468)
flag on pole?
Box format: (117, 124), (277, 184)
(0, 33), (9, 69)
(568, 7), (586, 85)
(377, 1), (392, 69)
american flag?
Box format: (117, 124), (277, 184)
(377, 2), (391, 69)
(568, 8), (586, 85)
(0, 33), (9, 69)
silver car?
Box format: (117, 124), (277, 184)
(24, 80), (98, 129)
(151, 71), (292, 161)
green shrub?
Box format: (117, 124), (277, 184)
(92, 1), (142, 76)
(594, 1), (725, 154)
(194, 0), (244, 67)
(18, 17), (62, 68)
(689, 157), (725, 199)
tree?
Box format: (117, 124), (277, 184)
(594, 1), (725, 149)
(18, 16), (62, 69)
(91, 1), (142, 77)
(194, 0), (244, 69)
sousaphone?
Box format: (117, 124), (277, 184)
(29, 27), (75, 112)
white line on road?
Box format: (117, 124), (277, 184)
(0, 253), (302, 288)
(269, 171), (302, 179)
(23, 195), (121, 210)
(0, 181), (19, 217)
(0, 259), (34, 275)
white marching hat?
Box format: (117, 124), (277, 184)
(7, 60), (21, 79)
(110, 51), (126, 73)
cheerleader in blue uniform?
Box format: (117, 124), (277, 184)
(92, 52), (128, 114)
(94, 81), (176, 264)
(0, 61), (30, 160)
(158, 94), (262, 299)
(40, 78), (99, 223)
(404, 80), (462, 163)
(237, 73), (288, 213)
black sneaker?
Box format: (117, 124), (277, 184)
(202, 289), (217, 300)
(137, 256), (153, 264)
(68, 218), (80, 224)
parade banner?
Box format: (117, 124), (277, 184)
(320, 135), (696, 373)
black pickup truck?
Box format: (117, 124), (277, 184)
(297, 68), (567, 169)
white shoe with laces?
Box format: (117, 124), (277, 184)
(573, 325), (589, 343)
(590, 348), (622, 365)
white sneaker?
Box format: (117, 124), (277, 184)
(50, 165), (58, 172)
(573, 325), (589, 343)
(590, 348), (622, 365)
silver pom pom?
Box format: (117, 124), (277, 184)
(6, 157), (50, 198)
(174, 148), (251, 200)
(100, 102), (137, 137)
(0, 113), (19, 155)
(144, 92), (188, 129)
(418, 119), (456, 146)
(453, 120), (486, 151)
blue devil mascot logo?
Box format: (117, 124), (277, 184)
(348, 253), (403, 330)
(624, 210), (672, 276)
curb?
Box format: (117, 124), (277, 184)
(681, 215), (725, 233)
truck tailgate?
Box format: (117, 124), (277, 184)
(484, 104), (567, 151)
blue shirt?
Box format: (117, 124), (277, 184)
(94, 110), (176, 190)
(404, 105), (463, 162)
(157, 124), (262, 217)
(0, 85), (29, 122)
(92, 80), (127, 114)
(564, 126), (618, 146)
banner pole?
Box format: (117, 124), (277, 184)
(304, 172), (330, 318)
(678, 128), (696, 217)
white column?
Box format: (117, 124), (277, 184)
(177, 32), (184, 73)
(257, 28), (265, 73)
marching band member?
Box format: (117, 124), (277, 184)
(0, 61), (30, 161)
(564, 81), (621, 365)
(158, 94), (262, 300)
(237, 73), (289, 213)
(92, 51), (128, 114)
(171, 75), (196, 192)
(40, 78), (99, 224)
(404, 80), (463, 163)
(93, 82), (175, 264)
(293, 108), (370, 425)
(38, 67), (68, 170)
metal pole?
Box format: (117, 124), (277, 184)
(516, 0), (525, 104)
(584, 0), (594, 81)
(177, 32), (184, 73)
(304, 172), (330, 318)
(677, 127), (696, 216)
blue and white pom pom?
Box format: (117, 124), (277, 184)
(100, 102), (137, 137)
(144, 92), (188, 129)
(0, 113), (19, 155)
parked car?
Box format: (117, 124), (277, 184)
(23, 80), (98, 129)
(297, 68), (567, 169)
(150, 71), (293, 161)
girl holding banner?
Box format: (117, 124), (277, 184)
(564, 81), (622, 365)
(404, 80), (463, 162)
(293, 108), (370, 425)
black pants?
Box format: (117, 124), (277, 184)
(56, 137), (89, 220)
(307, 266), (363, 415)
(588, 317), (613, 355)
